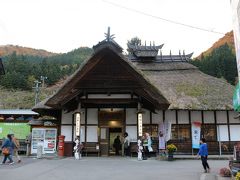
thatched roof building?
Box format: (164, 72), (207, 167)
(41, 37), (234, 112)
(31, 30), (237, 156)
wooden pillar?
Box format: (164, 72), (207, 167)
(163, 110), (165, 122)
(226, 110), (231, 151)
(84, 108), (87, 143)
(201, 110), (204, 124)
(71, 113), (74, 142)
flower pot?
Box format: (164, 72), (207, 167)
(168, 153), (174, 161)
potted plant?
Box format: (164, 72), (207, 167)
(166, 144), (177, 161)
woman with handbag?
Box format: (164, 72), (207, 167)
(1, 134), (14, 165)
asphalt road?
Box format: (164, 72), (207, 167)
(0, 156), (231, 180)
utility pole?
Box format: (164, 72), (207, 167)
(40, 76), (47, 88)
(33, 80), (41, 105)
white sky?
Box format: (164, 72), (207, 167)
(0, 0), (233, 57)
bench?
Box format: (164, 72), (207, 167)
(82, 143), (100, 157)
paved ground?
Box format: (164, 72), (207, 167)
(0, 156), (231, 180)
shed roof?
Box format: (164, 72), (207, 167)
(0, 109), (39, 115)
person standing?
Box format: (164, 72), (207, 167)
(113, 135), (121, 156)
(145, 133), (153, 158)
(1, 134), (14, 165)
(12, 134), (21, 163)
(197, 138), (210, 173)
(123, 132), (131, 156)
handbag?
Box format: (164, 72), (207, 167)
(2, 147), (10, 155)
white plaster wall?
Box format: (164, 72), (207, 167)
(87, 108), (98, 124)
(126, 108), (137, 124)
(229, 111), (239, 123)
(191, 111), (202, 123)
(217, 125), (229, 141)
(61, 111), (72, 124)
(61, 126), (72, 141)
(203, 111), (215, 124)
(216, 111), (227, 124)
(165, 110), (176, 124)
(152, 110), (163, 124)
(178, 110), (189, 124)
(87, 126), (98, 142)
(143, 109), (150, 124)
(73, 126), (85, 142)
(126, 126), (137, 142)
(230, 125), (240, 141)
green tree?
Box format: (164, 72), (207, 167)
(191, 43), (237, 85)
(127, 37), (142, 54)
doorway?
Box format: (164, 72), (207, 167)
(98, 110), (125, 156)
(109, 128), (122, 156)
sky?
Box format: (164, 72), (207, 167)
(0, 0), (234, 57)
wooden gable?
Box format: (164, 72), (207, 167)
(46, 41), (170, 111)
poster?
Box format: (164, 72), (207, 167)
(191, 121), (201, 149)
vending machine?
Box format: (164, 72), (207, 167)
(31, 128), (57, 154)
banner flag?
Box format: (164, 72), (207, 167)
(164, 121), (172, 142)
(191, 121), (201, 149)
(159, 122), (166, 150)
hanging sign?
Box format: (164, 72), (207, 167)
(75, 113), (81, 136)
(138, 113), (143, 137)
(191, 121), (201, 149)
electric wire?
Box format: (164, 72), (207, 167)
(102, 0), (228, 36)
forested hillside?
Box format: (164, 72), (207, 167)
(191, 31), (237, 85)
(0, 45), (57, 57)
(0, 47), (92, 90)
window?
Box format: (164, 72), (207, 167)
(143, 124), (158, 138)
(201, 124), (216, 141)
(171, 124), (190, 141)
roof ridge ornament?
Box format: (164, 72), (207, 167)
(104, 27), (115, 42)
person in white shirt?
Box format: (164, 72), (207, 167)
(123, 132), (131, 156)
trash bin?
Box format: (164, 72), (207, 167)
(37, 143), (43, 159)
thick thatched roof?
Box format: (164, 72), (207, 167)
(132, 61), (234, 110)
(42, 38), (234, 111)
